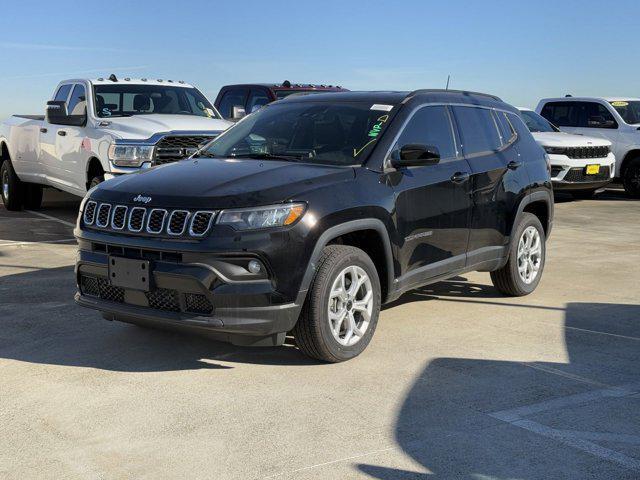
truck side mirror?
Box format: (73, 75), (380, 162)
(391, 144), (441, 168)
(231, 105), (246, 121)
(46, 100), (86, 127)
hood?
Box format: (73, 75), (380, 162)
(531, 131), (611, 148)
(92, 158), (355, 209)
(96, 114), (233, 140)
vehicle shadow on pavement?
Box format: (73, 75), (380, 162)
(0, 265), (318, 372)
(358, 301), (640, 479)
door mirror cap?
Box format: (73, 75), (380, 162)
(231, 105), (246, 120)
(46, 100), (86, 126)
(391, 144), (441, 168)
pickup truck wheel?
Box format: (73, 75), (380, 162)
(89, 174), (104, 190)
(1, 160), (24, 211)
(23, 184), (43, 209)
(490, 212), (546, 296)
(292, 245), (381, 362)
(622, 157), (640, 198)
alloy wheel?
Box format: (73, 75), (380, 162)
(2, 168), (9, 202)
(517, 226), (542, 284)
(327, 265), (373, 346)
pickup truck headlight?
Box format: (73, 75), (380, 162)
(217, 203), (306, 230)
(543, 146), (566, 155)
(108, 144), (155, 167)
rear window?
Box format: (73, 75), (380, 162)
(452, 106), (502, 156)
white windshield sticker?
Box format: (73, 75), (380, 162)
(371, 104), (394, 112)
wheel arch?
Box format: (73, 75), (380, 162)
(513, 191), (553, 240)
(0, 140), (10, 167)
(85, 157), (104, 190)
(298, 219), (395, 304)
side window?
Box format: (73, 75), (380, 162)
(494, 111), (516, 145)
(394, 106), (457, 160)
(67, 84), (87, 116)
(538, 101), (616, 128)
(583, 102), (617, 129)
(54, 84), (72, 103)
(246, 89), (271, 114)
(540, 102), (575, 126)
(452, 106), (502, 156)
(218, 89), (248, 118)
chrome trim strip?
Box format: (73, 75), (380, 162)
(113, 130), (223, 147)
(167, 210), (191, 236)
(189, 211), (216, 237)
(110, 205), (128, 230)
(83, 200), (97, 225)
(128, 207), (147, 233)
(95, 203), (112, 228)
(146, 208), (168, 234)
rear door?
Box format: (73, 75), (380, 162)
(451, 106), (521, 266)
(390, 105), (473, 288)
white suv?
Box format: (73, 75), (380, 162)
(519, 109), (614, 198)
(536, 97), (640, 197)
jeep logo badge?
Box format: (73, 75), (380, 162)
(133, 195), (152, 204)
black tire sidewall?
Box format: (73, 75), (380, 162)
(314, 248), (381, 361)
(508, 213), (546, 295)
(623, 159), (640, 197)
(1, 161), (23, 210)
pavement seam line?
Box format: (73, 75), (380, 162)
(24, 209), (76, 228)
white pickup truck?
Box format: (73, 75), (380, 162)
(0, 76), (232, 210)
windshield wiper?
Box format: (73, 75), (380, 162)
(230, 153), (307, 162)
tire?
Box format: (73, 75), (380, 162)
(1, 160), (24, 211)
(570, 189), (596, 200)
(292, 245), (381, 362)
(490, 212), (546, 297)
(89, 174), (104, 190)
(622, 157), (640, 198)
(23, 183), (43, 209)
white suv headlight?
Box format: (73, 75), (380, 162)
(217, 203), (306, 230)
(108, 144), (154, 167)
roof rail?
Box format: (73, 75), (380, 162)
(406, 89), (502, 102)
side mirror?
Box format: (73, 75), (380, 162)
(46, 100), (86, 126)
(231, 105), (246, 120)
(391, 144), (440, 168)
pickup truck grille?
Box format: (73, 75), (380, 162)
(83, 201), (216, 238)
(154, 134), (218, 165)
(565, 146), (610, 159)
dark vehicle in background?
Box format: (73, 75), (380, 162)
(75, 90), (553, 362)
(214, 80), (348, 120)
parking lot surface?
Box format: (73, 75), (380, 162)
(1, 188), (639, 479)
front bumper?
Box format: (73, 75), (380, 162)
(75, 246), (303, 345)
(550, 153), (615, 190)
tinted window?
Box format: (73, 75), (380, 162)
(218, 89), (248, 118)
(518, 110), (558, 133)
(395, 106), (456, 160)
(67, 84), (87, 116)
(453, 106), (502, 155)
(494, 111), (517, 143)
(247, 89), (271, 114)
(54, 84), (72, 102)
(540, 101), (617, 128)
(203, 101), (397, 166)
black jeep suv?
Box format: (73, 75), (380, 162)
(74, 90), (553, 362)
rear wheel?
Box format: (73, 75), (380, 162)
(622, 157), (640, 198)
(1, 160), (24, 211)
(491, 212), (546, 296)
(293, 245), (381, 362)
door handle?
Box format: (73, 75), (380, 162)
(57, 130), (66, 137)
(507, 160), (522, 170)
(40, 127), (47, 133)
(450, 172), (470, 183)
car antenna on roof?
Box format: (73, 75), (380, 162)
(282, 80), (291, 88)
(108, 74), (118, 82)
(445, 74), (451, 90)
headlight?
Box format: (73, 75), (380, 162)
(108, 144), (154, 167)
(543, 146), (566, 155)
(217, 203), (306, 230)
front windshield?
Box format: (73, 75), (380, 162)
(519, 110), (559, 133)
(201, 101), (397, 166)
(93, 84), (219, 118)
(609, 101), (640, 124)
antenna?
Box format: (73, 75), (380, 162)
(445, 75), (451, 90)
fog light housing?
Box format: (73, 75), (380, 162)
(248, 260), (262, 274)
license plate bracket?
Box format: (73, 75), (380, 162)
(108, 256), (151, 292)
(585, 164), (600, 175)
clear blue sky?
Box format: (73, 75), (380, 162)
(1, 0), (638, 118)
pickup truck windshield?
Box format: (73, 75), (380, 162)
(519, 110), (559, 133)
(609, 101), (640, 124)
(93, 84), (219, 118)
(201, 102), (397, 166)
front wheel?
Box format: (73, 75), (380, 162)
(1, 160), (24, 211)
(622, 157), (640, 198)
(293, 245), (381, 362)
(491, 212), (546, 296)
